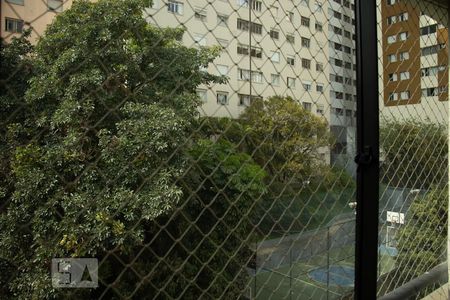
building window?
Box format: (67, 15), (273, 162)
(270, 29), (279, 39)
(286, 34), (295, 44)
(316, 63), (324, 72)
(303, 102), (312, 111)
(237, 44), (248, 55)
(196, 89), (207, 103)
(316, 83), (324, 93)
(167, 0), (183, 15)
(249, 46), (262, 58)
(5, 18), (24, 33)
(399, 51), (409, 61)
(387, 35), (397, 44)
(421, 65), (447, 77)
(400, 91), (410, 100)
(334, 58), (343, 67)
(217, 14), (229, 26)
(287, 77), (296, 88)
(194, 9), (207, 21)
(251, 71), (263, 83)
(399, 71), (410, 80)
(302, 58), (311, 69)
(251, 0), (263, 12)
(303, 82), (312, 91)
(238, 69), (263, 83)
(388, 53), (397, 62)
(387, 15), (397, 25)
(399, 12), (408, 21)
(238, 69), (250, 81)
(315, 22), (323, 31)
(317, 104), (324, 115)
(271, 74), (280, 86)
(399, 31), (409, 41)
(237, 18), (263, 34)
(421, 44), (446, 56)
(301, 37), (310, 48)
(271, 51), (280, 63)
(217, 92), (229, 105)
(238, 94), (261, 107)
(388, 73), (398, 82)
(301, 16), (310, 27)
(287, 56), (295, 66)
(420, 24), (437, 35)
(422, 87), (439, 97)
(237, 44), (262, 58)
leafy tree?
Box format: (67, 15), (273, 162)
(204, 96), (332, 183)
(0, 0), (227, 298)
(0, 31), (34, 211)
(0, 32), (35, 297)
(395, 186), (447, 285)
(78, 139), (266, 299)
(130, 139), (266, 299)
(380, 121), (447, 189)
(240, 96), (331, 182)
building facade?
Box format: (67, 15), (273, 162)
(379, 0), (448, 124)
(1, 0), (70, 43)
(146, 0), (357, 169)
(2, 0), (358, 170)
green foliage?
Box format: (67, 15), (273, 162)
(97, 139), (266, 299)
(203, 96), (332, 183)
(0, 31), (34, 209)
(396, 186), (447, 283)
(197, 99), (352, 237)
(166, 139), (266, 298)
(380, 121), (447, 189)
(0, 0), (226, 298)
(321, 166), (356, 190)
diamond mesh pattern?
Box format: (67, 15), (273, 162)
(0, 0), (447, 299)
(377, 0), (448, 298)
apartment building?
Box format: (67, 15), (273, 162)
(2, 0), (358, 169)
(145, 0), (332, 120)
(379, 0), (448, 124)
(327, 0), (357, 172)
(146, 0), (357, 169)
(1, 0), (70, 42)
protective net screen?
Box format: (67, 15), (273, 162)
(376, 0), (448, 298)
(4, 0), (446, 299)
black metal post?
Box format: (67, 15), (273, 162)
(355, 0), (380, 299)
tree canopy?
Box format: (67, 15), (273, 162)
(240, 96), (331, 182)
(380, 121), (447, 189)
(0, 0), (229, 298)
